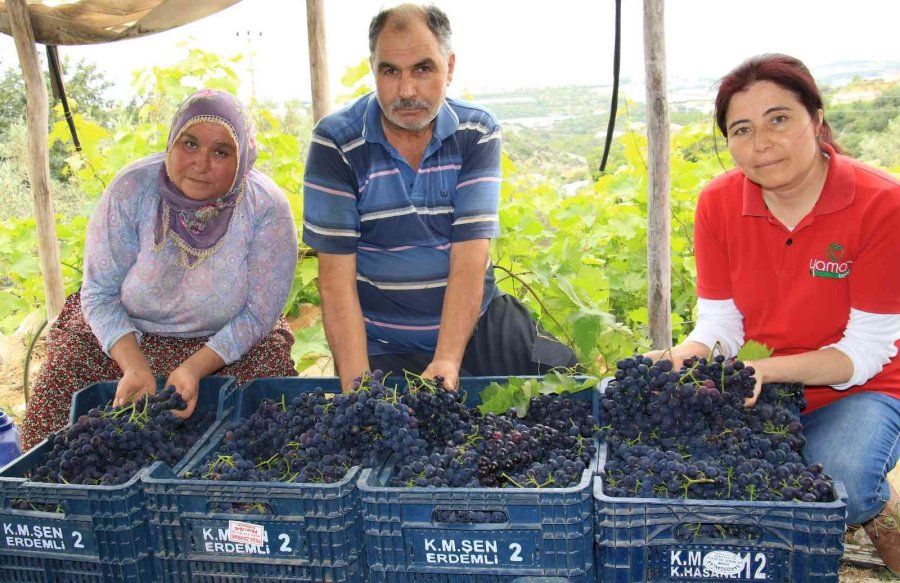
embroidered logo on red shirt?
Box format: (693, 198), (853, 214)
(809, 242), (852, 279)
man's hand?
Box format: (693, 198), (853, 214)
(114, 366), (156, 407)
(423, 359), (460, 391)
(165, 365), (201, 419)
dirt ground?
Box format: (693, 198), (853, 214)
(0, 315), (897, 580)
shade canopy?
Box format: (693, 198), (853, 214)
(0, 0), (241, 45)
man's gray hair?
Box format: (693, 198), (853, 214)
(368, 3), (452, 57)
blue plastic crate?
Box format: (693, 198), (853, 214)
(593, 445), (848, 583)
(358, 376), (600, 582)
(0, 376), (236, 582)
(143, 376), (366, 582)
(593, 375), (848, 582)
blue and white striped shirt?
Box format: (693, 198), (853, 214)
(303, 93), (501, 355)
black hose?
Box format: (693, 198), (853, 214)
(46, 45), (81, 152)
(599, 0), (622, 172)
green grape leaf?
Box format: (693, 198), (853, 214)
(478, 380), (518, 415)
(478, 373), (598, 416)
(738, 339), (774, 361)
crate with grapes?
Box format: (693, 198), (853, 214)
(594, 355), (847, 583)
(358, 373), (601, 582)
(143, 376), (366, 583)
(0, 376), (235, 583)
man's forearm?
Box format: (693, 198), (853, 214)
(433, 240), (489, 366)
(321, 286), (369, 389)
(318, 253), (370, 389)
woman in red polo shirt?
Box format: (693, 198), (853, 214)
(648, 53), (900, 572)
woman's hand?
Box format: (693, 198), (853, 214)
(165, 365), (201, 419)
(110, 333), (155, 406)
(114, 365), (156, 407)
(644, 341), (710, 368)
(644, 348), (676, 364)
(164, 347), (225, 418)
(742, 359), (766, 407)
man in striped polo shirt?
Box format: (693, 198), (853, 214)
(303, 3), (578, 389)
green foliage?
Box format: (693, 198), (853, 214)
(737, 340), (774, 362)
(494, 125), (726, 373)
(335, 57), (373, 105)
(859, 116), (900, 170)
(827, 81), (900, 158)
(0, 57), (118, 189)
(478, 373), (599, 417)
(0, 215), (85, 332)
(290, 324), (331, 374)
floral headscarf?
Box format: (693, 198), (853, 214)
(154, 89), (258, 268)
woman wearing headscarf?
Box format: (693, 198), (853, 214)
(22, 89), (299, 450)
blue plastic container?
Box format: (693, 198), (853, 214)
(0, 376), (236, 583)
(592, 376), (848, 582)
(143, 377), (366, 582)
(593, 447), (848, 583)
(0, 410), (22, 470)
(358, 376), (600, 582)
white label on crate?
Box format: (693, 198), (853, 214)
(227, 520), (266, 547)
(411, 530), (538, 567)
(669, 549), (768, 579)
(703, 551), (750, 576)
(2, 523), (67, 550)
(197, 525), (271, 555)
(423, 538), (501, 564)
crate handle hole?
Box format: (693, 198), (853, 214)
(673, 522), (763, 542)
(208, 501), (274, 515)
(432, 509), (508, 524)
(8, 499), (64, 514)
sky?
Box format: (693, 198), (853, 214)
(0, 0), (898, 106)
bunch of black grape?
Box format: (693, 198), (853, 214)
(387, 390), (597, 489)
(194, 371), (599, 490)
(599, 355), (835, 503)
(194, 370), (430, 484)
(27, 386), (214, 487)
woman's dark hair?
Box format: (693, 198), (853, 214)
(714, 53), (842, 153)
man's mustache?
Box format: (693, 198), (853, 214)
(391, 99), (430, 111)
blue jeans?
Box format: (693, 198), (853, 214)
(802, 392), (900, 524)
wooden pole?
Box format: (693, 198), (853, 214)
(306, 0), (330, 122)
(8, 0), (65, 323)
(643, 0), (672, 349)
